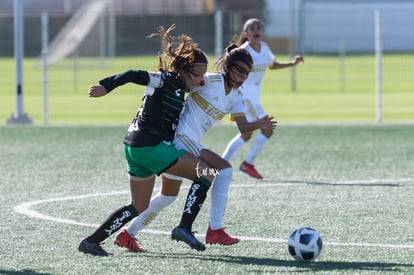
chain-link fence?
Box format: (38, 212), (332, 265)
(0, 2), (413, 119)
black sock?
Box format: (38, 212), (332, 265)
(86, 204), (138, 243)
(178, 178), (211, 231)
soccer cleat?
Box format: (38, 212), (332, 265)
(78, 238), (108, 256)
(206, 226), (239, 245)
(239, 161), (263, 179)
(114, 228), (146, 252)
(171, 227), (206, 251)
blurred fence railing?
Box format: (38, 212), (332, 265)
(0, 7), (413, 95)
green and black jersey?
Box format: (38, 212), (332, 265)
(99, 70), (189, 147)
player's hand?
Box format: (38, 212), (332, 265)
(259, 115), (277, 130)
(293, 55), (304, 64)
(88, 85), (108, 97)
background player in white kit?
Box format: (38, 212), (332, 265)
(113, 44), (277, 251)
(222, 18), (304, 179)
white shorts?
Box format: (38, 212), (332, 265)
(174, 134), (205, 157)
(243, 97), (267, 122)
(163, 134), (206, 181)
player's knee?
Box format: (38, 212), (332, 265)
(262, 128), (273, 138)
(241, 132), (252, 141)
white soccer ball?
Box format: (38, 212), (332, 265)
(288, 227), (323, 261)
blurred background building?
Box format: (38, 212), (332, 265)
(1, 0), (414, 58)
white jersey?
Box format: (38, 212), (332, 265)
(174, 73), (245, 155)
(240, 41), (275, 121)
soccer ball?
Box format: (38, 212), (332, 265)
(288, 227), (323, 261)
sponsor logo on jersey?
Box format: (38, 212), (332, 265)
(192, 92), (225, 120)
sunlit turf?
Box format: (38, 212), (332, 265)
(1, 125), (413, 274)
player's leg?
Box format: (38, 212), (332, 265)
(222, 132), (249, 161)
(125, 174), (181, 238)
(167, 152), (214, 251)
(246, 128), (273, 164)
(115, 175), (182, 252)
(243, 127), (273, 179)
(78, 175), (154, 256)
(79, 143), (158, 256)
(199, 149), (239, 245)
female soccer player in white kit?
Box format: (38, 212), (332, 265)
(222, 18), (304, 179)
(113, 44), (277, 251)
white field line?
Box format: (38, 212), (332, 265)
(13, 179), (414, 250)
(13, 191), (127, 227)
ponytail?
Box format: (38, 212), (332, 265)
(215, 43), (252, 75)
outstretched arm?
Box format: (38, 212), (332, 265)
(269, 55), (304, 70)
(92, 70), (151, 95)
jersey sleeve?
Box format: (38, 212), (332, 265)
(99, 70), (150, 93)
(262, 42), (276, 65)
(229, 112), (246, 121)
(228, 90), (246, 121)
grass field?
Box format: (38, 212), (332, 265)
(1, 124), (413, 274)
(1, 54), (413, 125)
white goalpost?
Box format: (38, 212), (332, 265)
(214, 9), (223, 60)
(41, 12), (49, 125)
(7, 0), (32, 125)
(375, 9), (383, 124)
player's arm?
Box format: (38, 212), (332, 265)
(98, 70), (151, 93)
(232, 114), (277, 133)
(88, 70), (150, 97)
(89, 70), (165, 97)
(269, 55), (304, 70)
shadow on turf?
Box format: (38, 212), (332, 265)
(0, 269), (52, 275)
(134, 252), (414, 272)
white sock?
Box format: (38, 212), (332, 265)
(126, 192), (177, 237)
(209, 167), (233, 230)
(245, 133), (268, 164)
(222, 135), (246, 161)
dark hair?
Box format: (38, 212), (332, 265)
(235, 18), (265, 46)
(215, 43), (253, 75)
(148, 24), (208, 72)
